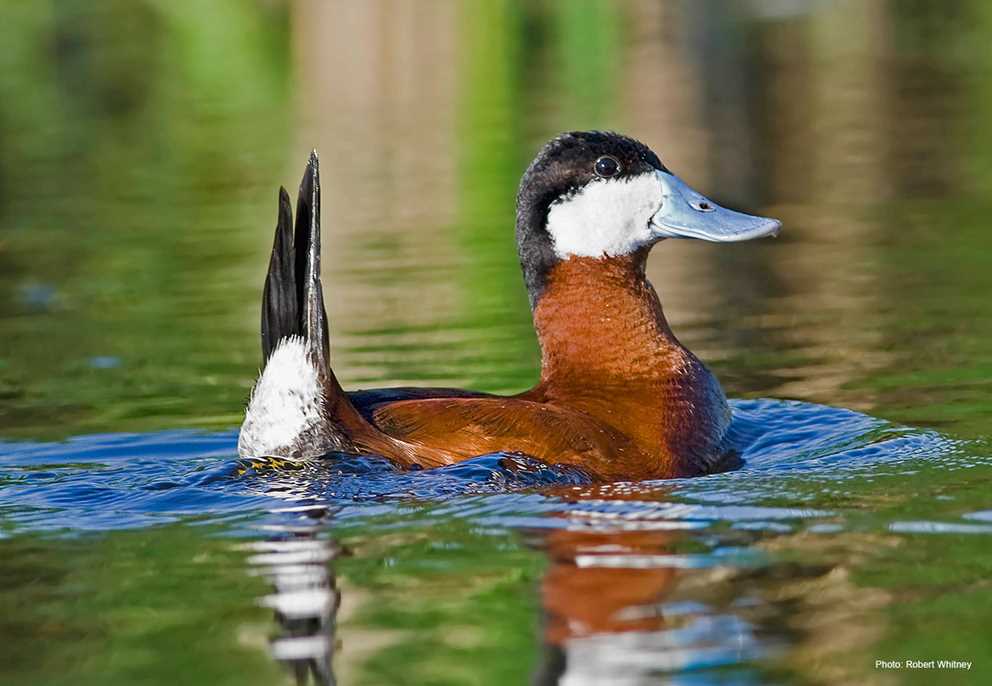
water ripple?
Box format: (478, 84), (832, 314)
(1, 398), (988, 685)
(0, 399), (977, 535)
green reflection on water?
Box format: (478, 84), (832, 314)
(0, 523), (285, 686)
(0, 0), (289, 439)
(2, 1), (992, 686)
(337, 519), (543, 686)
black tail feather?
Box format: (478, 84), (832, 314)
(261, 187), (297, 362)
(260, 151), (330, 367)
(295, 151), (330, 367)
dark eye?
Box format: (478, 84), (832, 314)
(594, 156), (621, 178)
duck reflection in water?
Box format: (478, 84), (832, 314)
(535, 528), (681, 684)
(244, 490), (764, 685)
(530, 489), (764, 684)
(244, 503), (341, 686)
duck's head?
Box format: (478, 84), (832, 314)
(516, 131), (781, 305)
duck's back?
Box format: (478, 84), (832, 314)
(352, 392), (657, 480)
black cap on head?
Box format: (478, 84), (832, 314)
(515, 131), (668, 307)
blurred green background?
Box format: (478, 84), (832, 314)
(2, 3), (992, 686)
(3, 0), (991, 442)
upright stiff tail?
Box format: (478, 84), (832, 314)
(261, 151), (328, 369)
(238, 152), (369, 459)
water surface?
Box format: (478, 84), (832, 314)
(2, 2), (992, 684)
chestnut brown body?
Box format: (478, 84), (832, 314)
(240, 132), (780, 480)
(348, 250), (732, 481)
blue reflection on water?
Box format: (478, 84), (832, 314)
(0, 398), (982, 684)
(0, 398), (965, 534)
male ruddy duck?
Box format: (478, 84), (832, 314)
(238, 132), (780, 480)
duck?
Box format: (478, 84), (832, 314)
(237, 131), (780, 481)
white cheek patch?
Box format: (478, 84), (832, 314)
(238, 336), (324, 458)
(545, 172), (664, 258)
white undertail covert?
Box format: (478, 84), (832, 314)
(238, 336), (324, 458)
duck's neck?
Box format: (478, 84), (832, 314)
(531, 249), (690, 389)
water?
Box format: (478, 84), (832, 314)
(0, 405), (985, 685)
(2, 2), (992, 684)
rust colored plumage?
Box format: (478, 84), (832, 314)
(539, 527), (678, 645)
(241, 133), (776, 480)
(348, 249), (732, 480)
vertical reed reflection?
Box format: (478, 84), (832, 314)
(286, 0), (987, 426)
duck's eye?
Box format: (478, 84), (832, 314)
(594, 156), (621, 178)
